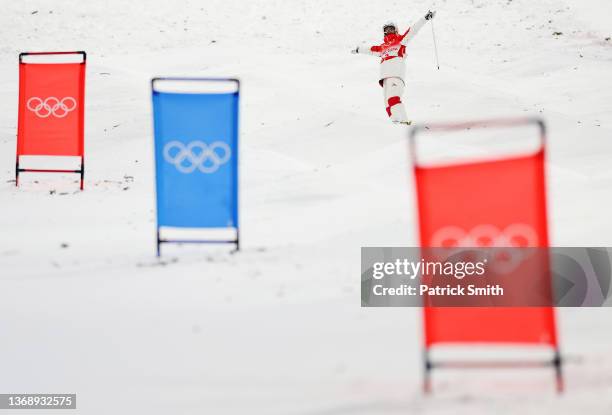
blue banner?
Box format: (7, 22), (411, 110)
(153, 83), (239, 231)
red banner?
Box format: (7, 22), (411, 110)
(415, 151), (558, 346)
(411, 118), (562, 392)
(16, 52), (86, 188)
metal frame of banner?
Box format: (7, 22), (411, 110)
(408, 117), (563, 394)
(152, 77), (240, 256)
(16, 51), (87, 190)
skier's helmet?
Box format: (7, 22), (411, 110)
(383, 21), (398, 35)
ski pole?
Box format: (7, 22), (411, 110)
(431, 20), (440, 70)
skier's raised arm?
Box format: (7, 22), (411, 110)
(401, 10), (435, 45)
(351, 45), (382, 56)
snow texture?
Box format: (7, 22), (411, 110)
(1, 0), (612, 413)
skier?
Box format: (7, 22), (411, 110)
(351, 11), (436, 125)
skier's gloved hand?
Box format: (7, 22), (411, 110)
(351, 46), (360, 54)
(425, 10), (436, 20)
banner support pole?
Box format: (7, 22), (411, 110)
(554, 349), (564, 393)
(423, 349), (432, 394)
(80, 156), (85, 190)
(156, 228), (161, 257)
(15, 156), (19, 187)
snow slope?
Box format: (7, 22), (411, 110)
(1, 0), (612, 413)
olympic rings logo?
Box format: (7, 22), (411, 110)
(429, 224), (540, 275)
(26, 97), (77, 118)
(430, 224), (538, 248)
(163, 140), (231, 174)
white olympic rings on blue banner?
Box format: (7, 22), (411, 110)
(163, 140), (231, 174)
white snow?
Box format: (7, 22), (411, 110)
(1, 0), (612, 413)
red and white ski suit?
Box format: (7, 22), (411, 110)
(356, 17), (427, 123)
